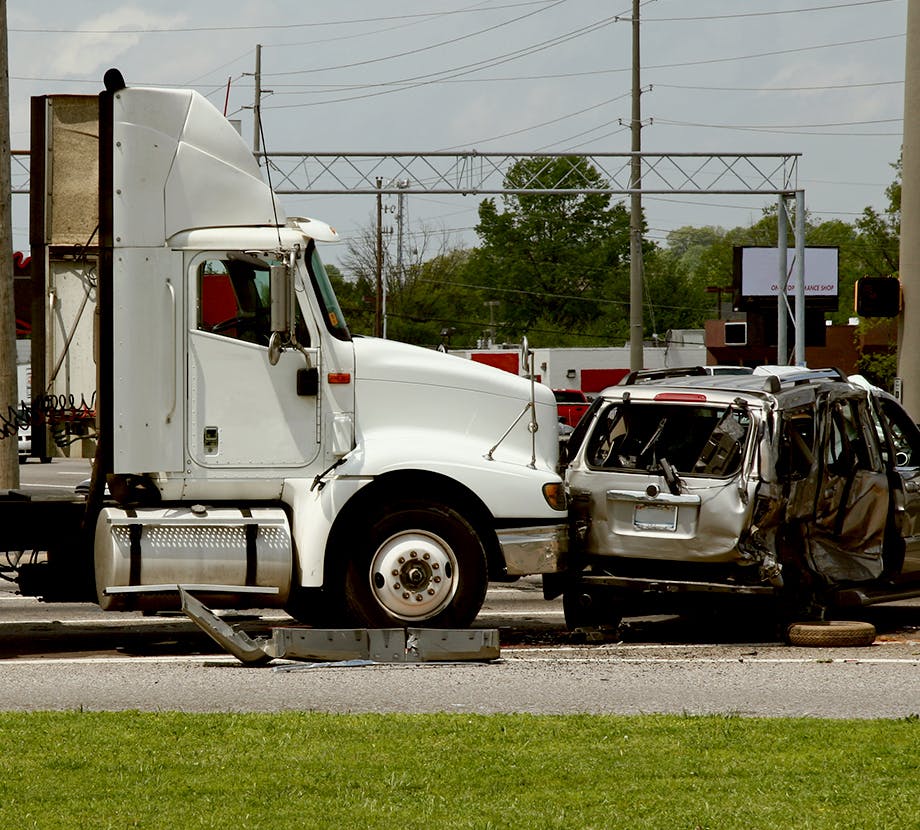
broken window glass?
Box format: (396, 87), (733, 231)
(585, 403), (750, 477)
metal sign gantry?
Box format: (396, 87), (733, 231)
(11, 150), (800, 196)
(256, 150), (799, 197)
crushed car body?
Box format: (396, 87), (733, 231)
(552, 367), (920, 628)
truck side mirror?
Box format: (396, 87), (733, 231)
(270, 263), (290, 333)
(268, 264), (291, 366)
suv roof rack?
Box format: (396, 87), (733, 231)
(754, 366), (847, 394)
(620, 366), (708, 386)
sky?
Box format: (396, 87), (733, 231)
(6, 0), (909, 274)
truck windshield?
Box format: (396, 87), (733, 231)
(307, 241), (350, 342)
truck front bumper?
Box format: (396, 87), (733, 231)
(498, 523), (568, 575)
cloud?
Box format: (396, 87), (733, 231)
(47, 7), (187, 76)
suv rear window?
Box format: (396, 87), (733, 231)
(585, 402), (750, 477)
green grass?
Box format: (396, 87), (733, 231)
(1, 712), (918, 829)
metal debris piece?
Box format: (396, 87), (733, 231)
(180, 588), (272, 666)
(180, 587), (501, 666)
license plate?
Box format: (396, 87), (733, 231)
(633, 503), (678, 531)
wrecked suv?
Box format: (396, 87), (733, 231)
(552, 367), (920, 630)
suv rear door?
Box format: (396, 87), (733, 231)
(567, 394), (757, 562)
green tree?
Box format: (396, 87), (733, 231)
(467, 156), (633, 345)
(338, 220), (489, 347)
(854, 154), (900, 279)
(648, 226), (733, 329)
(386, 248), (486, 348)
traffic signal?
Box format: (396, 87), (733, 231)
(855, 277), (901, 318)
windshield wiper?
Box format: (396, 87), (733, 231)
(639, 417), (667, 466)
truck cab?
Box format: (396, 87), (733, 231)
(8, 79), (568, 629)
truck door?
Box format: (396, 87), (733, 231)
(187, 251), (321, 470)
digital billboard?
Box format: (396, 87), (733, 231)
(734, 246), (839, 311)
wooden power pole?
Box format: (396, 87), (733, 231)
(628, 0), (644, 372)
(899, 0), (920, 417)
(0, 0), (18, 489)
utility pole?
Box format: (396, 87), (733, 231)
(628, 0), (644, 372)
(375, 177), (383, 337)
(252, 44), (262, 154)
(0, 0), (17, 488)
(396, 185), (405, 287)
(899, 0), (920, 416)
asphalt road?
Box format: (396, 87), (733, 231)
(5, 457), (920, 717)
(2, 577), (920, 718)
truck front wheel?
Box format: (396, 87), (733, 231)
(344, 502), (488, 628)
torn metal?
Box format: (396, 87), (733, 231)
(180, 588), (500, 666)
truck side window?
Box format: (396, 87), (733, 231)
(199, 258), (270, 344)
(197, 255), (311, 347)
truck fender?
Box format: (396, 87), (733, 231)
(282, 475), (372, 588)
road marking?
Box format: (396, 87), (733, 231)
(3, 649), (920, 667)
(506, 653), (920, 664)
(0, 655), (243, 666)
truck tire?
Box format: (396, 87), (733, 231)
(785, 620), (876, 647)
(344, 501), (488, 628)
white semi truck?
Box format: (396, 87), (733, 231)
(4, 73), (567, 629)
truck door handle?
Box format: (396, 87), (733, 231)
(165, 279), (176, 424)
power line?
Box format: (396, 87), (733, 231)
(263, 0), (566, 77)
(654, 116), (902, 137)
(10, 2), (560, 34)
(644, 32), (903, 73)
(654, 80), (902, 93)
(657, 116), (901, 129)
(442, 92), (631, 149)
(264, 15), (620, 108)
(641, 0), (900, 23)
